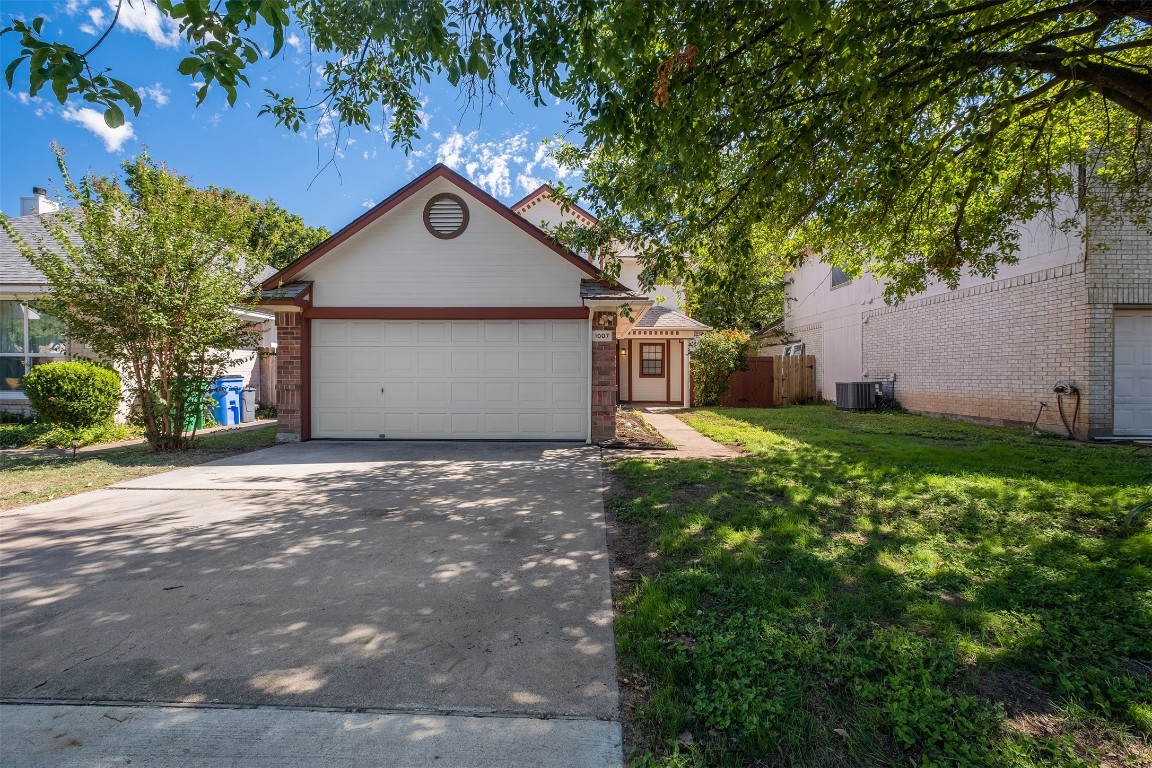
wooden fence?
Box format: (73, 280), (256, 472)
(257, 348), (277, 407)
(718, 355), (817, 407)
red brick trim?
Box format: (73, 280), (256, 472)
(303, 307), (591, 320)
(301, 316), (311, 442)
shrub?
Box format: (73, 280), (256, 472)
(22, 361), (121, 429)
(689, 329), (754, 406)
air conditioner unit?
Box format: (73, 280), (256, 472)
(836, 381), (877, 411)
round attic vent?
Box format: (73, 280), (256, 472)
(423, 193), (469, 239)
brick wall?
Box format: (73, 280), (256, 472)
(862, 263), (1091, 434)
(591, 311), (618, 441)
(1084, 216), (1152, 435)
(274, 310), (303, 442)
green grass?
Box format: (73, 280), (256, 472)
(0, 425), (277, 510)
(610, 406), (1152, 767)
(0, 419), (144, 449)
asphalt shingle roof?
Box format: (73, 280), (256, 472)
(579, 279), (647, 301)
(632, 305), (711, 330)
(0, 213), (69, 285)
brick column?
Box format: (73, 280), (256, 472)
(591, 310), (618, 442)
(274, 310), (303, 442)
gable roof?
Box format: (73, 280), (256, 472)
(512, 184), (600, 227)
(262, 165), (614, 290)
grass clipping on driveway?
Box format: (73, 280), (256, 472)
(0, 426), (277, 510)
(607, 406), (1151, 767)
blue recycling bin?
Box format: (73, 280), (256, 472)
(210, 376), (245, 426)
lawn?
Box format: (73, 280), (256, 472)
(0, 425), (277, 510)
(608, 406), (1152, 767)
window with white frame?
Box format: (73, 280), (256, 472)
(1, 300), (68, 393)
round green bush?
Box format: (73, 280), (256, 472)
(22, 361), (121, 429)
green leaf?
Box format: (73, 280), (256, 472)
(4, 55), (28, 88)
(103, 103), (125, 129)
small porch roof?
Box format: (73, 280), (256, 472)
(621, 305), (711, 335)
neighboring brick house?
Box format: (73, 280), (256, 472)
(762, 202), (1152, 437)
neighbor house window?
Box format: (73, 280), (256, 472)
(1, 300), (67, 393)
(830, 266), (852, 288)
(640, 343), (665, 377)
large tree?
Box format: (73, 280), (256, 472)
(5, 1), (1150, 297)
(0, 150), (268, 450)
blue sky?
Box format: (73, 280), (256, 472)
(0, 0), (580, 230)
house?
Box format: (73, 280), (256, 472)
(257, 164), (711, 443)
(0, 189), (276, 417)
(763, 199), (1152, 437)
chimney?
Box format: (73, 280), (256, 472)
(20, 187), (59, 216)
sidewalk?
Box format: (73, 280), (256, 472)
(622, 409), (741, 459)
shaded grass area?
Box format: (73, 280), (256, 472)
(0, 425), (277, 510)
(609, 406), (1152, 767)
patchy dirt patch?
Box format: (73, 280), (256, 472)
(977, 669), (1152, 766)
(600, 409), (675, 450)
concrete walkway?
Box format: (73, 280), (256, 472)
(1, 702), (620, 768)
(1, 441), (620, 766)
(633, 410), (741, 459)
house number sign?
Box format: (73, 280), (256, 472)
(592, 330), (614, 342)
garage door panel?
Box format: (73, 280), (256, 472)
(348, 322), (383, 343)
(418, 322), (448, 342)
(451, 381), (480, 404)
(417, 412), (449, 434)
(518, 381), (547, 404)
(552, 321), (581, 342)
(452, 352), (480, 372)
(384, 413), (416, 433)
(383, 322), (415, 342)
(518, 322), (547, 342)
(484, 413), (515, 434)
(518, 413), (547, 434)
(419, 382), (448, 405)
(418, 351), (447, 372)
(553, 381), (583, 406)
(451, 413), (481, 434)
(315, 349), (350, 375)
(312, 321), (348, 345)
(383, 382), (417, 407)
(451, 322), (481, 342)
(552, 351), (582, 374)
(1114, 309), (1152, 435)
(518, 351), (547, 373)
(312, 319), (587, 439)
(384, 351), (415, 372)
(485, 351), (514, 371)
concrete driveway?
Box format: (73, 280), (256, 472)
(0, 441), (619, 766)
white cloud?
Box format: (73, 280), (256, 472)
(62, 106), (135, 152)
(79, 7), (106, 35)
(431, 130), (535, 198)
(115, 0), (181, 48)
(138, 82), (170, 107)
(361, 199), (376, 209)
(286, 33), (304, 53)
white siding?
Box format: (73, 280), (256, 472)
(1113, 309), (1152, 435)
(300, 178), (589, 307)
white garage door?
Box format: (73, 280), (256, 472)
(1114, 309), (1152, 436)
(311, 319), (588, 440)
